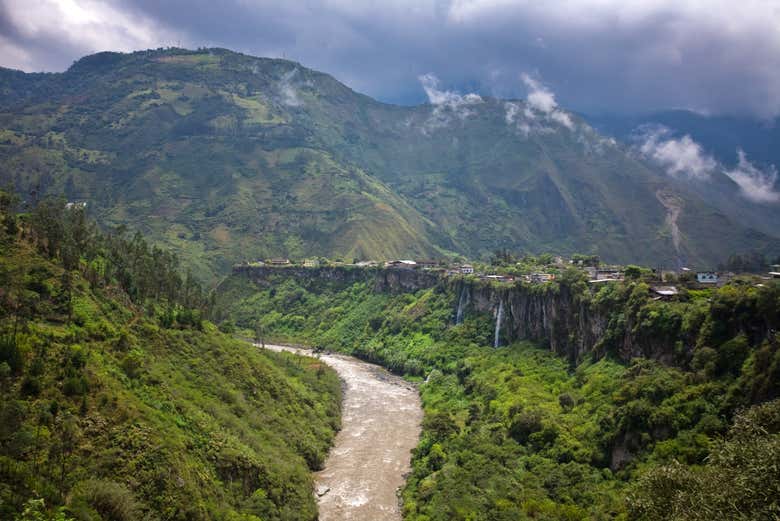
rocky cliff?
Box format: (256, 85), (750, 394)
(449, 277), (707, 366)
(232, 265), (780, 367)
(232, 265), (681, 365)
(232, 265), (442, 294)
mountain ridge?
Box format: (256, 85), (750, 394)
(1, 47), (777, 282)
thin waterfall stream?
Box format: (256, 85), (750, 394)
(455, 285), (469, 324)
(494, 299), (504, 348)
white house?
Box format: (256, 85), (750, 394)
(459, 264), (474, 274)
(386, 259), (417, 268)
(696, 272), (719, 284)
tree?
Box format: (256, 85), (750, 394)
(558, 393), (575, 412)
(627, 399), (780, 520)
(53, 413), (81, 498)
(624, 265), (642, 280)
(0, 188), (20, 236)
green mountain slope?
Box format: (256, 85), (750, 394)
(1, 48), (777, 282)
(0, 196), (341, 520)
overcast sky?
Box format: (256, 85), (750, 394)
(2, 0), (780, 118)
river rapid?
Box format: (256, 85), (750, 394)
(261, 344), (423, 521)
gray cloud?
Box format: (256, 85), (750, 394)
(2, 1), (780, 118)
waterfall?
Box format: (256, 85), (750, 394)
(455, 286), (469, 324)
(494, 299), (504, 348)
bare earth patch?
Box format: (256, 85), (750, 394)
(262, 344), (423, 521)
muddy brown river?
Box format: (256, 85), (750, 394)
(262, 344), (423, 521)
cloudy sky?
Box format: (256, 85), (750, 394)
(2, 0), (780, 118)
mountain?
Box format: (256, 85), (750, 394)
(586, 110), (780, 239)
(1, 48), (778, 282)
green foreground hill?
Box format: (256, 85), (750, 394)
(1, 48), (778, 282)
(0, 195), (341, 521)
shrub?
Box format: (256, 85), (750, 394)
(558, 393), (575, 412)
(63, 376), (88, 397)
(509, 410), (544, 444)
(69, 479), (141, 521)
(0, 334), (23, 374)
(21, 376), (41, 396)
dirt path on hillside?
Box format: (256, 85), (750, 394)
(261, 344), (423, 521)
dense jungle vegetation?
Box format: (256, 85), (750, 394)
(0, 193), (342, 521)
(217, 268), (780, 520)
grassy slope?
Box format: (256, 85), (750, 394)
(0, 238), (341, 521)
(215, 270), (780, 520)
(1, 48), (777, 284)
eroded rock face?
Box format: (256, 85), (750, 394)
(455, 281), (609, 363)
(234, 265), (442, 294)
(235, 266), (690, 364)
(233, 265), (375, 289)
(373, 268), (441, 293)
(449, 278), (697, 365)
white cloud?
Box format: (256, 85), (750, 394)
(576, 123), (618, 155)
(0, 0), (183, 70)
(418, 73), (483, 131)
(419, 73), (483, 108)
(504, 101), (520, 124)
(550, 110), (574, 129)
(521, 73), (557, 114)
(520, 73), (574, 129)
(503, 73), (574, 134)
(504, 101), (534, 136)
(279, 68), (303, 106)
(638, 127), (717, 179)
(724, 150), (780, 203)
(638, 127), (780, 203)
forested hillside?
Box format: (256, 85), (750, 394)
(0, 193), (341, 521)
(216, 266), (780, 520)
(1, 48), (778, 283)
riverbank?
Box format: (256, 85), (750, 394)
(259, 344), (423, 521)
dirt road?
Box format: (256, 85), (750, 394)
(261, 344), (423, 521)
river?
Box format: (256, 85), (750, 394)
(261, 344), (423, 521)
